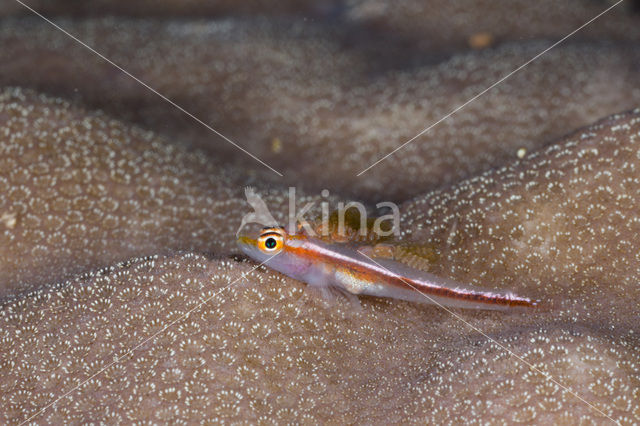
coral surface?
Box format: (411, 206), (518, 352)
(0, 88), (329, 298)
(1, 0), (639, 423)
(2, 19), (640, 199)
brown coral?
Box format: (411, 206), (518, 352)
(399, 109), (640, 331)
(1, 108), (639, 424)
(1, 1), (639, 423)
(0, 252), (637, 423)
(346, 0), (640, 51)
(0, 87), (328, 299)
(2, 19), (640, 199)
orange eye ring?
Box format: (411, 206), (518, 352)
(258, 230), (285, 254)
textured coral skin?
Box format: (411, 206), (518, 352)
(0, 88), (330, 298)
(2, 19), (640, 200)
(1, 0), (640, 423)
(1, 109), (639, 424)
(398, 110), (640, 331)
(0, 255), (637, 422)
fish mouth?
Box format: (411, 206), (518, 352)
(237, 235), (260, 259)
(237, 235), (256, 247)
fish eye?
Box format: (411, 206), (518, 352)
(258, 230), (284, 253)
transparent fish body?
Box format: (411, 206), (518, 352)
(238, 227), (538, 311)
